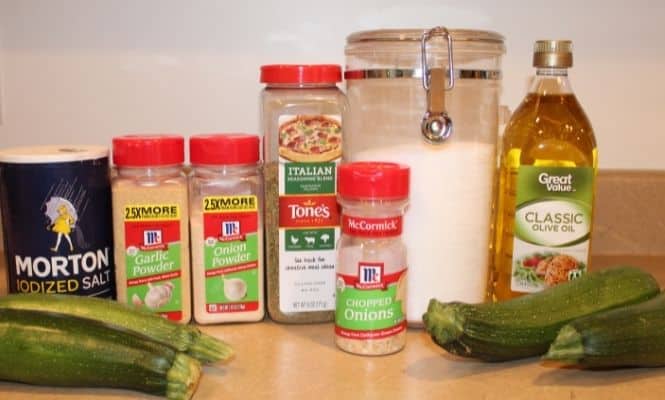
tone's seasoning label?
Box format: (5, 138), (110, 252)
(202, 195), (260, 313)
(335, 263), (407, 340)
(0, 154), (115, 297)
(277, 114), (341, 314)
(510, 166), (594, 293)
(123, 203), (184, 321)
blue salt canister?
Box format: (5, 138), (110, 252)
(0, 145), (115, 297)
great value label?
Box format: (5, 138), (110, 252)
(510, 166), (594, 293)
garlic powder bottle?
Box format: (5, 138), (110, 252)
(189, 134), (264, 323)
(335, 162), (410, 356)
(111, 134), (191, 324)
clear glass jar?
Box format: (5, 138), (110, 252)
(188, 133), (265, 323)
(344, 28), (505, 325)
(335, 162), (410, 356)
(261, 64), (348, 323)
(111, 134), (191, 324)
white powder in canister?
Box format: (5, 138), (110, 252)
(351, 141), (496, 325)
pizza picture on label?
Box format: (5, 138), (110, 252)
(278, 115), (342, 162)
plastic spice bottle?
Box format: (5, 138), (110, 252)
(491, 40), (597, 301)
(260, 64), (347, 323)
(335, 161), (410, 356)
(189, 133), (264, 324)
(111, 134), (191, 324)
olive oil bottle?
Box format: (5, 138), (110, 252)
(491, 40), (597, 301)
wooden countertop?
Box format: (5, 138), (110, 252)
(0, 255), (664, 400)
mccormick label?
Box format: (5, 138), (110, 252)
(124, 203), (184, 321)
(202, 195), (260, 313)
(335, 262), (407, 340)
(0, 156), (115, 297)
(342, 215), (403, 237)
(277, 114), (341, 314)
(510, 166), (594, 293)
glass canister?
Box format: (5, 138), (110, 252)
(344, 27), (505, 326)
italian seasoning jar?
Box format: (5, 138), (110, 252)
(261, 64), (347, 323)
(335, 162), (410, 356)
(111, 135), (191, 324)
(189, 134), (264, 324)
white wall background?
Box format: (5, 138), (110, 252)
(0, 0), (663, 169)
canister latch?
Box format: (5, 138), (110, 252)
(421, 27), (454, 144)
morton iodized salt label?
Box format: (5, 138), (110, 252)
(0, 146), (115, 297)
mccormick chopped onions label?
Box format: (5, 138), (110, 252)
(335, 262), (407, 340)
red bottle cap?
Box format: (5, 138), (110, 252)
(190, 133), (260, 165)
(260, 64), (342, 84)
(112, 134), (184, 167)
(338, 162), (410, 200)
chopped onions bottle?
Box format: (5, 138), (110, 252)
(335, 162), (410, 356)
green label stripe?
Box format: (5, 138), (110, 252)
(285, 228), (335, 251)
(204, 233), (259, 269)
(126, 242), (181, 279)
(514, 198), (592, 247)
(335, 279), (405, 332)
(284, 162), (336, 195)
(514, 166), (594, 247)
(203, 232), (259, 306)
(125, 243), (183, 314)
(205, 269), (259, 305)
(516, 166), (594, 204)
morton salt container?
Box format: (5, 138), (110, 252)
(344, 27), (505, 325)
(0, 146), (115, 297)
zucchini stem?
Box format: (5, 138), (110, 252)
(189, 331), (235, 363)
(166, 353), (202, 400)
(543, 325), (584, 364)
(423, 299), (466, 345)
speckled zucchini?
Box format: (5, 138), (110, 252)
(0, 293), (232, 364)
(0, 308), (201, 399)
(545, 292), (665, 368)
(423, 266), (660, 361)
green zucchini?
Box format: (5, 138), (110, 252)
(422, 266), (660, 361)
(0, 293), (232, 364)
(544, 292), (665, 367)
(0, 308), (200, 399)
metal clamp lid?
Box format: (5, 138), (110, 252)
(420, 27), (454, 144)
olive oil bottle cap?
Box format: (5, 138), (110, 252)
(533, 40), (573, 68)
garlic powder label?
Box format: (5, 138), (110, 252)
(123, 203), (184, 321)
